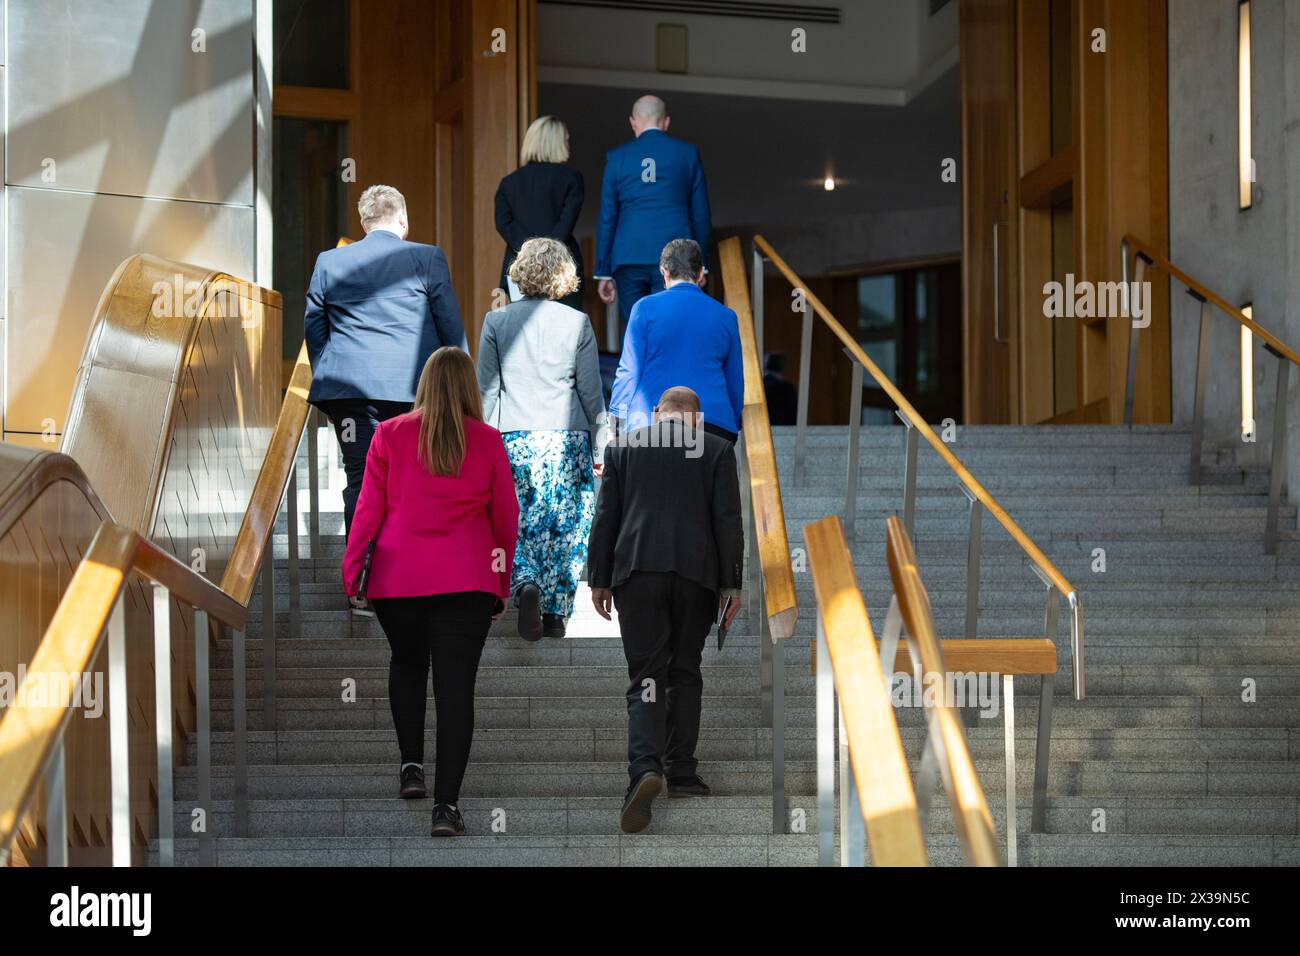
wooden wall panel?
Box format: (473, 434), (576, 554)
(961, 0), (1017, 423)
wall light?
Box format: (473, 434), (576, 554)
(1241, 303), (1255, 441)
(1239, 0), (1253, 210)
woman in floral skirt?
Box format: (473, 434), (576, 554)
(477, 238), (608, 640)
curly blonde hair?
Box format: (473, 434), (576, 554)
(508, 237), (580, 300)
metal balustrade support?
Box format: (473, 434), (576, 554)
(1032, 571), (1059, 834)
(1265, 346), (1290, 555)
(963, 487), (984, 638)
(759, 606), (773, 729)
(915, 732), (939, 832)
(195, 609), (214, 866)
(1188, 289), (1212, 486)
(1123, 249), (1152, 425)
(107, 595), (130, 867)
(752, 248), (765, 359)
(837, 706), (852, 866)
(769, 599), (786, 836)
(844, 351), (864, 538)
(261, 552), (277, 731)
(232, 627), (250, 838)
(844, 725), (865, 868)
(1003, 675), (1018, 868)
(815, 617), (835, 866)
(898, 412), (919, 538)
(287, 467), (302, 641)
(308, 408), (321, 559)
(794, 306), (813, 486)
(45, 738), (68, 867)
(153, 584), (175, 868)
(737, 433), (757, 624)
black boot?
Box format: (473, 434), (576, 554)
(515, 582), (542, 642)
(542, 613), (566, 638)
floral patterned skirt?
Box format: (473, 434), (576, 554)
(501, 430), (596, 618)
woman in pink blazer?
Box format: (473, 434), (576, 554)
(342, 346), (519, 837)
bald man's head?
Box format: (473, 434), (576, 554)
(630, 94), (670, 136)
(654, 386), (702, 426)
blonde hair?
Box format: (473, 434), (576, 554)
(520, 115), (570, 165)
(414, 347), (484, 476)
(508, 238), (580, 300)
(358, 184), (406, 229)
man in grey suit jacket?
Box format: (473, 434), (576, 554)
(588, 386), (743, 833)
(305, 184), (467, 541)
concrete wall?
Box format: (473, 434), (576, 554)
(1169, 0), (1300, 498)
(2, 0), (270, 446)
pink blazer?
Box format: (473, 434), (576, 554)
(341, 412), (520, 601)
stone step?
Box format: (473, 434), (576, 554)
(166, 794), (1300, 840)
(209, 693), (1300, 733)
(181, 726), (1297, 768)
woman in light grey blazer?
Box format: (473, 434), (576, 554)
(478, 238), (609, 641)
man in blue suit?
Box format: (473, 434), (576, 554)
(305, 184), (467, 538)
(610, 240), (744, 444)
(595, 95), (712, 327)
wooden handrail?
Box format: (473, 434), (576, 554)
(753, 234), (1076, 601)
(1124, 234), (1300, 367)
(805, 515), (927, 866)
(718, 237), (798, 639)
(221, 341), (314, 605)
(885, 515), (1001, 867)
(0, 520), (245, 854)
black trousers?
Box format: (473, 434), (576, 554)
(613, 571), (717, 781)
(315, 397), (411, 536)
(372, 591), (496, 805)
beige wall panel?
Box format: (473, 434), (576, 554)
(5, 187), (255, 434)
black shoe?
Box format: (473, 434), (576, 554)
(619, 771), (664, 834)
(667, 774), (711, 798)
(430, 803), (466, 837)
(542, 614), (566, 639)
(516, 583), (542, 642)
(399, 765), (427, 800)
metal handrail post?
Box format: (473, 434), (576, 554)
(843, 351), (864, 539)
(261, 551), (277, 731)
(963, 488), (984, 638)
(767, 586), (786, 835)
(1123, 248), (1150, 425)
(107, 595), (130, 867)
(195, 609), (214, 866)
(815, 616), (835, 866)
(232, 625), (250, 838)
(898, 412), (919, 538)
(45, 739), (68, 866)
(1264, 347), (1290, 554)
(153, 584), (174, 867)
(308, 407), (321, 559)
(752, 247), (765, 359)
(1002, 674), (1017, 867)
(1188, 290), (1212, 485)
(287, 466), (301, 641)
(794, 305), (813, 485)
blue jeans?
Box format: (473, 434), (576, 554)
(613, 264), (665, 327)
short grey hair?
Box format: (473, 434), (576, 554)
(633, 94), (666, 123)
(659, 238), (703, 280)
(358, 185), (406, 229)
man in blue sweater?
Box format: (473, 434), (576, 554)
(610, 239), (744, 443)
(595, 95), (712, 327)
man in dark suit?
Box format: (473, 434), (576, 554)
(594, 95), (712, 327)
(305, 184), (467, 541)
(588, 386), (744, 834)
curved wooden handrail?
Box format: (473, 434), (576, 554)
(885, 515), (1001, 867)
(805, 515), (927, 866)
(0, 519), (244, 855)
(1124, 234), (1300, 367)
(719, 237), (798, 639)
(221, 341), (314, 605)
